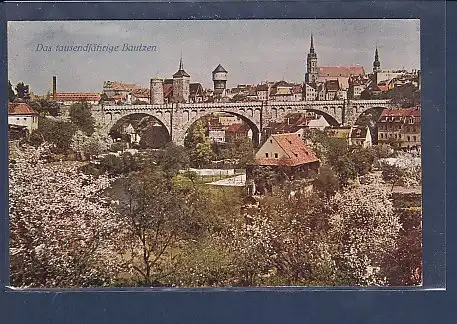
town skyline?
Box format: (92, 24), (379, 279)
(8, 19), (420, 94)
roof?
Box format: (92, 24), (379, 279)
(55, 92), (101, 101)
(292, 84), (303, 94)
(190, 83), (203, 96)
(163, 84), (173, 99)
(350, 126), (368, 139)
(212, 64), (228, 73)
(103, 81), (138, 91)
(226, 123), (250, 134)
(8, 103), (38, 115)
(381, 107), (421, 118)
(131, 88), (150, 98)
(253, 133), (319, 167)
(256, 84), (269, 91)
(318, 66), (365, 77)
(325, 80), (340, 91)
(272, 80), (292, 88)
(173, 69), (190, 78)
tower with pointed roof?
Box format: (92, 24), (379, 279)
(305, 34), (318, 84)
(373, 46), (381, 73)
(212, 64), (228, 96)
(173, 56), (190, 103)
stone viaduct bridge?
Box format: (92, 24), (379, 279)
(95, 99), (392, 146)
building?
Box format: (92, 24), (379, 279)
(307, 115), (330, 130)
(225, 123), (253, 142)
(172, 57), (190, 103)
(190, 83), (204, 103)
(317, 66), (365, 90)
(150, 76), (164, 104)
(256, 84), (269, 101)
(326, 125), (372, 147)
(305, 34), (319, 83)
(8, 102), (39, 134)
(247, 133), (320, 187)
(54, 92), (101, 105)
(212, 64), (228, 96)
(303, 83), (317, 101)
(377, 107), (421, 151)
(373, 47), (381, 73)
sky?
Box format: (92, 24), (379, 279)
(7, 19), (420, 95)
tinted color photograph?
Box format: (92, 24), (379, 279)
(7, 19), (421, 288)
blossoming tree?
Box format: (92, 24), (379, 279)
(9, 143), (126, 288)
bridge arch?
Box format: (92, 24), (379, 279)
(175, 110), (261, 147)
(106, 112), (172, 148)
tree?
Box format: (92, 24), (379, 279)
(30, 117), (78, 153)
(69, 101), (96, 135)
(159, 143), (190, 178)
(15, 82), (30, 100)
(329, 183), (401, 285)
(314, 166), (339, 198)
(70, 130), (110, 160)
(350, 147), (376, 176)
(8, 80), (16, 102)
(230, 137), (255, 168)
(119, 167), (208, 285)
(9, 143), (127, 287)
(184, 120), (214, 168)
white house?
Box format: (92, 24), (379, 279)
(8, 102), (39, 134)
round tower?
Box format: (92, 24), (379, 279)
(212, 64), (228, 95)
(150, 76), (164, 104)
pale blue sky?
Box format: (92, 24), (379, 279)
(8, 19), (420, 94)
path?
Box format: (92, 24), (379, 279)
(207, 174), (246, 187)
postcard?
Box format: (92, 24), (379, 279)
(7, 19), (422, 288)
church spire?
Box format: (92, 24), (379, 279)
(373, 46), (381, 73)
(310, 34), (315, 53)
(179, 53), (184, 71)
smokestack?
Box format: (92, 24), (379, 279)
(52, 76), (57, 100)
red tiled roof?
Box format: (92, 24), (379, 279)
(226, 123), (250, 134)
(163, 84), (173, 99)
(55, 92), (101, 101)
(292, 84), (303, 94)
(132, 88), (150, 98)
(350, 126), (368, 139)
(103, 81), (138, 91)
(254, 133), (319, 167)
(319, 66), (365, 77)
(8, 103), (38, 115)
(381, 107), (421, 118)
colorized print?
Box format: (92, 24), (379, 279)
(7, 20), (421, 288)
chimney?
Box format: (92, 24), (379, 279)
(52, 76), (57, 100)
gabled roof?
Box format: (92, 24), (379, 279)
(256, 84), (269, 91)
(212, 64), (228, 73)
(8, 103), (38, 115)
(254, 133), (319, 167)
(226, 123), (250, 134)
(381, 107), (421, 118)
(190, 83), (203, 96)
(173, 69), (190, 78)
(319, 66), (365, 77)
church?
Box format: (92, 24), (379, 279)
(303, 35), (379, 100)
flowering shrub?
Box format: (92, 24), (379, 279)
(330, 183), (401, 285)
(9, 143), (127, 287)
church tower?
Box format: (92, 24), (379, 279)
(305, 34), (318, 84)
(173, 56), (190, 103)
(373, 46), (381, 73)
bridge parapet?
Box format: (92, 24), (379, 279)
(102, 104), (174, 111)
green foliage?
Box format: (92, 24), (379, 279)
(110, 142), (127, 152)
(15, 82), (30, 100)
(184, 120), (214, 168)
(8, 80), (16, 102)
(314, 166), (339, 198)
(159, 143), (190, 177)
(30, 117), (77, 153)
(69, 102), (95, 135)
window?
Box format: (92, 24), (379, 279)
(16, 118), (19, 121)
(413, 136), (417, 141)
(265, 153), (269, 158)
(270, 140), (272, 143)
(294, 153), (298, 157)
(407, 136), (410, 141)
(274, 153), (278, 159)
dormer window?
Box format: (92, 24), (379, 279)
(294, 153), (298, 157)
